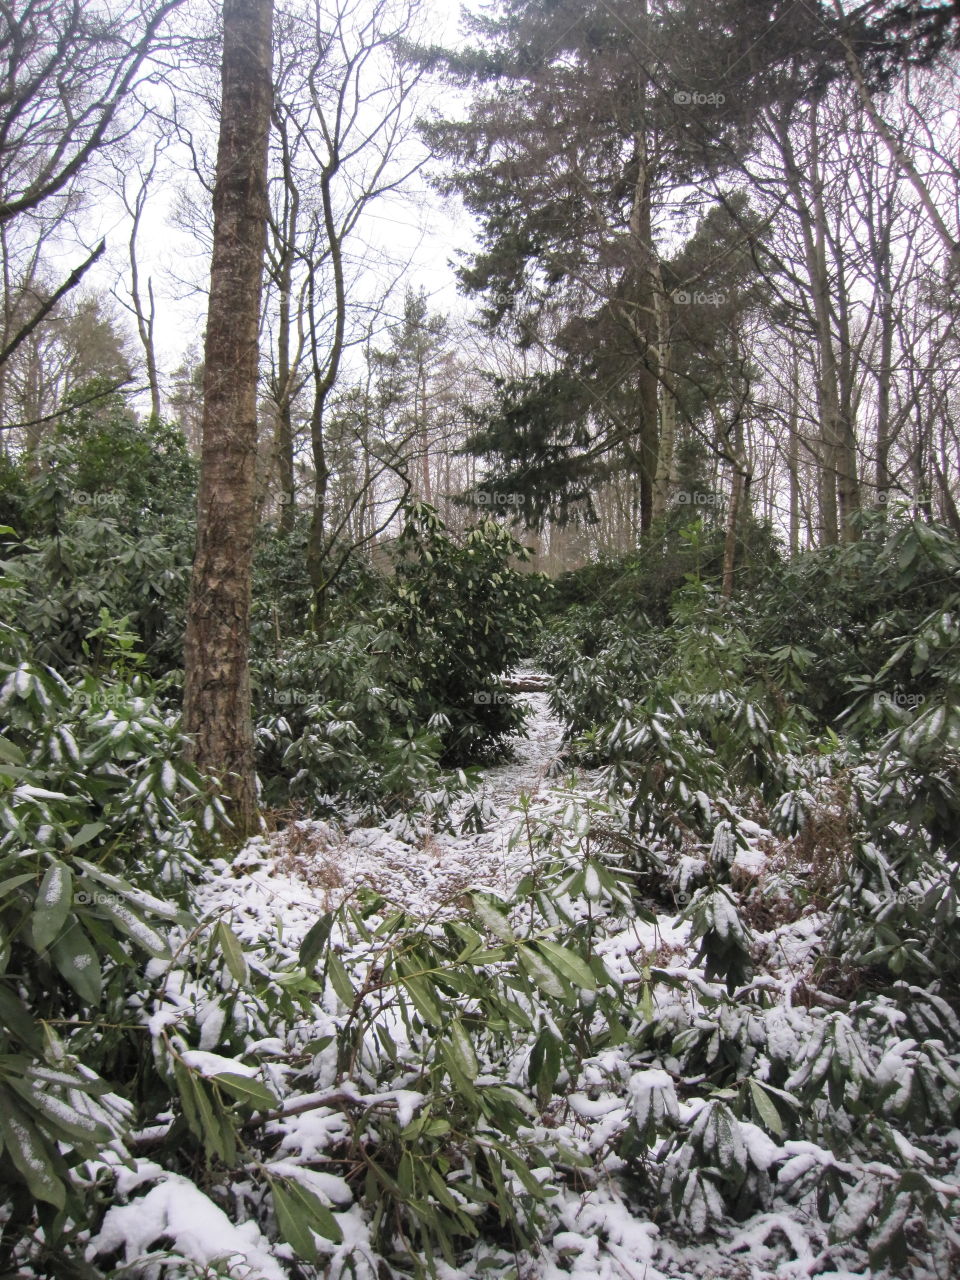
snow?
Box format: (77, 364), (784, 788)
(260, 689), (567, 919)
(265, 1162), (353, 1205)
(178, 1050), (260, 1078)
(89, 1173), (287, 1279)
(567, 1092), (625, 1119)
(56, 675), (960, 1280)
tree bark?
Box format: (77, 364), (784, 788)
(183, 0), (274, 838)
(651, 270), (675, 523)
(628, 124), (660, 535)
(787, 352), (801, 555)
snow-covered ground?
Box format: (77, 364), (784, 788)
(255, 688), (572, 918)
(85, 686), (933, 1280)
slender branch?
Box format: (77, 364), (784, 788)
(0, 239), (106, 369)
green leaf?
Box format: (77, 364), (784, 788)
(187, 1070), (227, 1163)
(49, 920), (101, 1005)
(212, 1073), (278, 1111)
(748, 1080), (785, 1137)
(400, 974), (443, 1028)
(528, 1027), (561, 1108)
(516, 944), (565, 999)
(0, 737), (24, 765)
(0, 1095), (65, 1208)
(173, 1059), (201, 1135)
(215, 920), (249, 985)
(94, 895), (169, 958)
(471, 892), (516, 943)
(0, 983), (42, 1051)
(74, 858), (186, 923)
(273, 1177), (343, 1250)
(65, 822), (106, 850)
(7, 1077), (110, 1147)
(326, 951), (354, 1006)
(447, 1019), (479, 1080)
(32, 860), (73, 952)
(299, 911), (334, 968)
(534, 939), (597, 991)
(0, 872), (35, 901)
(490, 1140), (550, 1200)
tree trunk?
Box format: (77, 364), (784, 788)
(721, 463), (744, 598)
(876, 287), (893, 507)
(626, 0), (658, 535)
(776, 106), (858, 545)
(630, 137), (659, 534)
(651, 272), (675, 523)
(787, 350), (801, 555)
(183, 0), (274, 838)
(275, 239), (296, 535)
(306, 165), (348, 624)
(271, 118), (299, 536)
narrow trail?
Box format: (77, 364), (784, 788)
(265, 679), (571, 917)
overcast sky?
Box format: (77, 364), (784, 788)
(69, 0), (475, 412)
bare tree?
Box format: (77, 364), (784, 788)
(266, 0), (427, 620)
(109, 133), (174, 422)
(0, 0), (186, 370)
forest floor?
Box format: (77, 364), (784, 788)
(267, 683), (570, 918)
(161, 681), (883, 1280)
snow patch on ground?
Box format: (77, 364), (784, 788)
(229, 691), (571, 922)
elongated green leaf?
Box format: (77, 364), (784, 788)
(32, 860), (73, 952)
(299, 912), (334, 968)
(0, 872), (35, 901)
(0, 983), (42, 1051)
(400, 974), (443, 1028)
(0, 1095), (64, 1208)
(73, 858), (186, 923)
(94, 895), (169, 959)
(270, 1179), (320, 1262)
(326, 951), (354, 1006)
(215, 920), (249, 985)
(212, 1072), (278, 1111)
(534, 939), (597, 991)
(271, 1175), (343, 1258)
(188, 1069), (227, 1163)
(470, 892), (516, 943)
(447, 1019), (479, 1080)
(516, 944), (565, 999)
(748, 1080), (785, 1137)
(7, 1077), (110, 1147)
(490, 1140), (550, 1200)
(528, 1028), (561, 1108)
(65, 822), (106, 850)
(173, 1059), (201, 1136)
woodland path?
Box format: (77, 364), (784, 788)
(266, 674), (571, 916)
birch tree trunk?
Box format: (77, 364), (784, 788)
(183, 0), (274, 837)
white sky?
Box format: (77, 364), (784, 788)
(66, 0), (476, 411)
